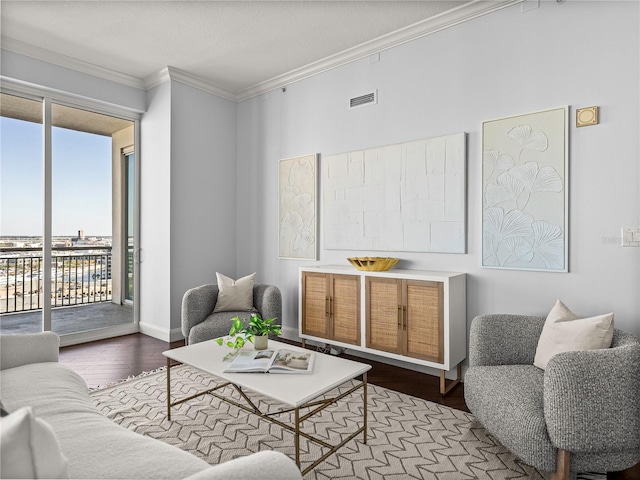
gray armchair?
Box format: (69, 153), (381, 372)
(181, 284), (282, 345)
(464, 314), (640, 480)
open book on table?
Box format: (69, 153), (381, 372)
(223, 348), (315, 374)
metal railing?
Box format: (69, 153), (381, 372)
(0, 247), (112, 314)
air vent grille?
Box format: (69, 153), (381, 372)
(349, 91), (377, 109)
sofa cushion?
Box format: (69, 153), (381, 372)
(0, 406), (69, 479)
(464, 364), (557, 472)
(0, 362), (210, 479)
(534, 300), (614, 370)
(0, 331), (59, 370)
(214, 272), (256, 312)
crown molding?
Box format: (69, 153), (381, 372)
(142, 67), (237, 102)
(0, 37), (146, 90)
(1, 0), (521, 103)
(167, 67), (237, 102)
(142, 67), (171, 91)
(237, 0), (522, 101)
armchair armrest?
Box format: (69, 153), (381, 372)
(182, 284), (218, 340)
(253, 285), (282, 324)
(469, 314), (545, 367)
(544, 339), (640, 453)
(0, 332), (60, 370)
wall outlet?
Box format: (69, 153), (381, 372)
(621, 227), (640, 247)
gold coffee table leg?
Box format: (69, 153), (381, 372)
(294, 407), (301, 467)
(363, 372), (368, 444)
(166, 357), (171, 421)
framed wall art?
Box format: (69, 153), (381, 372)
(482, 106), (569, 272)
(278, 153), (318, 260)
(322, 133), (467, 253)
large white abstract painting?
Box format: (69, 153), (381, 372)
(323, 133), (467, 253)
(482, 106), (568, 272)
(279, 154), (318, 260)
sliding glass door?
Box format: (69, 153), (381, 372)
(0, 92), (140, 344)
(0, 94), (43, 331)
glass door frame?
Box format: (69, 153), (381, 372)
(1, 83), (141, 346)
(122, 147), (135, 306)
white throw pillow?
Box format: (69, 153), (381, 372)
(213, 272), (256, 312)
(533, 300), (614, 370)
(0, 406), (69, 479)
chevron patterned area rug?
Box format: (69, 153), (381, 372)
(90, 364), (546, 479)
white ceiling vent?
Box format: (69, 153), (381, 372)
(349, 90), (377, 110)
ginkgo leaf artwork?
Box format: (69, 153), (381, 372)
(482, 107), (568, 271)
(279, 154), (318, 260)
(483, 149), (515, 178)
(507, 124), (549, 152)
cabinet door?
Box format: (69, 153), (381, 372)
(301, 272), (330, 338)
(366, 277), (402, 354)
(403, 280), (443, 363)
(330, 274), (360, 346)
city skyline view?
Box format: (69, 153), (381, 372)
(1, 116), (112, 237)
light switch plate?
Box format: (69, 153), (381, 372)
(621, 227), (640, 247)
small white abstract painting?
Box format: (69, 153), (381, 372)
(482, 106), (568, 272)
(323, 133), (467, 253)
(279, 154), (318, 260)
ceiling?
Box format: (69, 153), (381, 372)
(0, 1), (512, 101)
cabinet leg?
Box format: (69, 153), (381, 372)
(440, 363), (462, 396)
(301, 338), (306, 348)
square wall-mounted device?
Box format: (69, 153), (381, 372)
(576, 106), (598, 127)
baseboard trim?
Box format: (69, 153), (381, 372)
(139, 322), (184, 343)
(59, 323), (139, 347)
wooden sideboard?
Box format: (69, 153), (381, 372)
(299, 265), (466, 395)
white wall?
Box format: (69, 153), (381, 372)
(140, 80), (237, 340)
(139, 82), (172, 337)
(170, 81), (237, 332)
(236, 0), (640, 343)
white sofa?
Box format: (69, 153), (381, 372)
(0, 332), (302, 480)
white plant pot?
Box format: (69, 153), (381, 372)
(254, 335), (268, 350)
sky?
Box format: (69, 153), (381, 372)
(1, 116), (112, 237)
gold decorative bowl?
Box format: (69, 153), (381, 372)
(347, 257), (400, 272)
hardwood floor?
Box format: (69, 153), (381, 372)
(59, 333), (183, 388)
(59, 332), (468, 411)
(60, 333), (639, 480)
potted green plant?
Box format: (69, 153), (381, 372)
(247, 313), (282, 350)
(216, 313), (282, 354)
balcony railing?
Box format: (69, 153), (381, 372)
(1, 247), (112, 314)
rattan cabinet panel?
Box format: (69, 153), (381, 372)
(301, 272), (330, 338)
(366, 278), (443, 363)
(404, 280), (443, 363)
(366, 277), (402, 354)
(300, 271), (360, 346)
(331, 275), (360, 345)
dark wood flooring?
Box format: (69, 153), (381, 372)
(60, 333), (639, 480)
(59, 332), (467, 411)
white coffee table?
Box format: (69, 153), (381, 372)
(163, 339), (371, 474)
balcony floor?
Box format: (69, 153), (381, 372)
(0, 302), (133, 335)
